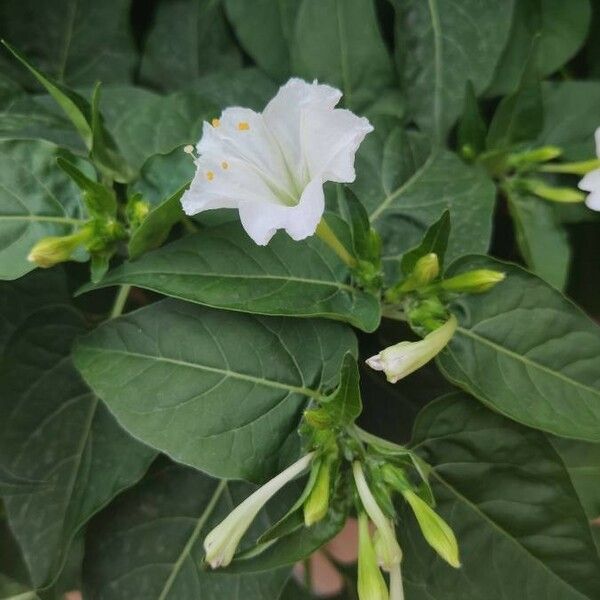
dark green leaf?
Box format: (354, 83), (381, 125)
(0, 140), (87, 280)
(0, 0), (136, 87)
(487, 0), (591, 96)
(83, 462), (290, 600)
(0, 303), (155, 587)
(128, 186), (186, 261)
(79, 223), (381, 332)
(74, 299), (357, 481)
(401, 210), (450, 276)
(438, 255), (600, 441)
(139, 0), (242, 91)
(391, 0), (514, 139)
(507, 192), (571, 289)
(457, 81), (487, 159)
(225, 0), (298, 81)
(292, 0), (394, 111)
(402, 393), (600, 599)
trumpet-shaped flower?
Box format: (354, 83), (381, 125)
(389, 562), (405, 600)
(204, 452), (314, 568)
(353, 462), (402, 570)
(366, 316), (457, 383)
(181, 78), (373, 245)
(578, 127), (600, 210)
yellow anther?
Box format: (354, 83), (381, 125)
(237, 121), (250, 131)
(206, 171), (215, 181)
(221, 161), (229, 170)
(211, 118), (221, 128)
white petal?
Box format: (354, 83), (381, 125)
(181, 154), (282, 216)
(578, 168), (600, 192)
(237, 177), (325, 245)
(594, 127), (600, 157)
(302, 107), (373, 182)
(585, 191), (600, 211)
(263, 79), (343, 185)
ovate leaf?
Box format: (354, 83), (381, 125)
(83, 463), (290, 600)
(292, 0), (394, 111)
(0, 302), (155, 587)
(402, 393), (600, 599)
(79, 223), (381, 332)
(438, 255), (600, 441)
(401, 210), (450, 275)
(0, 140), (86, 280)
(73, 300), (357, 481)
(391, 0), (514, 139)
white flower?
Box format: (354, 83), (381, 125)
(204, 452), (314, 568)
(353, 462), (402, 570)
(578, 127), (600, 210)
(366, 316), (457, 383)
(181, 78), (373, 245)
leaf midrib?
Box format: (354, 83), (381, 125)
(81, 346), (326, 402)
(456, 326), (600, 398)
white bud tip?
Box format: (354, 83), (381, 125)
(366, 355), (384, 371)
(183, 145), (195, 154)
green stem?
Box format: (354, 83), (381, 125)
(316, 219), (357, 269)
(110, 284), (131, 319)
(303, 557), (312, 590)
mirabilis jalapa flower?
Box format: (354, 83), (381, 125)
(578, 127), (600, 211)
(181, 78), (373, 245)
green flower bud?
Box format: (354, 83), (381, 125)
(357, 512), (389, 600)
(412, 253), (440, 286)
(303, 408), (333, 430)
(27, 227), (91, 268)
(508, 146), (562, 168)
(520, 178), (585, 203)
(540, 158), (600, 175)
(403, 489), (460, 568)
(303, 459), (332, 526)
(441, 270), (505, 294)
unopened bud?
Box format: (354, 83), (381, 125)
(508, 146), (562, 168)
(357, 513), (389, 600)
(412, 253), (439, 286)
(304, 459), (332, 526)
(403, 489), (460, 568)
(520, 179), (585, 203)
(303, 408), (332, 430)
(441, 270), (505, 294)
(27, 228), (90, 268)
(541, 158), (600, 175)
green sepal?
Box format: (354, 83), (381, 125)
(457, 80), (487, 161)
(56, 157), (117, 218)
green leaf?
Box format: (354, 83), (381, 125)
(355, 133), (495, 282)
(312, 353), (362, 427)
(0, 139), (87, 280)
(74, 299), (357, 481)
(486, 50), (543, 151)
(79, 222), (381, 332)
(437, 255), (600, 441)
(457, 81), (487, 159)
(1, 41), (93, 146)
(390, 0), (514, 139)
(225, 0), (299, 81)
(127, 186), (186, 261)
(0, 0), (136, 86)
(139, 0), (242, 91)
(487, 0), (591, 96)
(0, 465), (44, 496)
(99, 87), (217, 172)
(291, 0), (394, 110)
(401, 210), (450, 276)
(56, 157), (116, 217)
(83, 462), (290, 600)
(507, 192), (571, 289)
(402, 393), (600, 599)
(0, 302), (155, 587)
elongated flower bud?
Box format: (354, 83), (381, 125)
(304, 458), (332, 526)
(366, 316), (457, 384)
(358, 512), (389, 600)
(520, 178), (585, 203)
(403, 490), (460, 568)
(440, 270), (505, 294)
(27, 227), (91, 268)
(204, 452), (314, 568)
(353, 462), (402, 569)
(389, 561), (405, 600)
